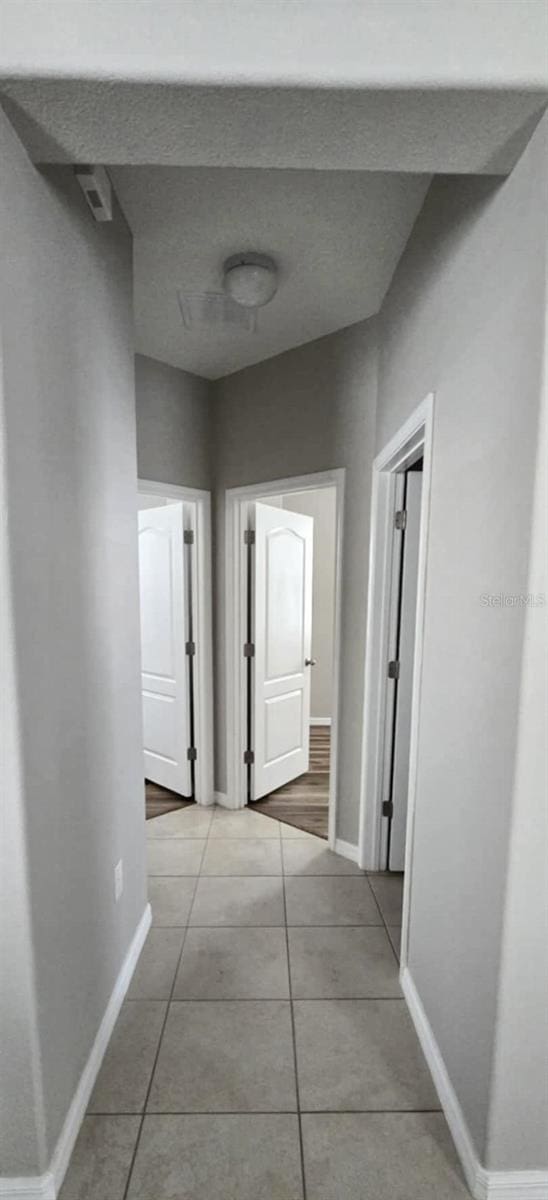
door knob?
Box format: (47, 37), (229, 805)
(305, 658), (317, 667)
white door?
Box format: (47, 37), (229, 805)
(138, 502), (191, 796)
(389, 471), (422, 869)
(251, 501), (314, 800)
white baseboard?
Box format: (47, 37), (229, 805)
(309, 717), (331, 726)
(479, 1172), (548, 1199)
(401, 967), (548, 1200)
(0, 905), (151, 1200)
(334, 837), (359, 863)
(214, 791), (248, 811)
(0, 1179), (54, 1200)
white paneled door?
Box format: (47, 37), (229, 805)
(138, 502), (191, 796)
(251, 502), (314, 800)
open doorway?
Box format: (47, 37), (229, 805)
(225, 469), (345, 847)
(250, 486), (337, 838)
(137, 480), (214, 822)
(359, 395), (433, 970)
(383, 458), (423, 872)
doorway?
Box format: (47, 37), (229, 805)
(251, 487), (337, 837)
(137, 480), (214, 817)
(358, 395), (433, 971)
(384, 459), (423, 872)
(225, 469), (345, 848)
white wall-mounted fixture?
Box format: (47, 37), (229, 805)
(74, 164), (112, 221)
(223, 253), (278, 308)
(114, 859), (123, 902)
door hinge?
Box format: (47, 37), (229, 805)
(243, 749), (255, 765)
(394, 509), (407, 531)
(187, 746), (197, 762)
(243, 529), (256, 545)
(185, 641), (196, 657)
(243, 642), (255, 658)
(382, 800), (394, 819)
(388, 660), (400, 679)
(184, 529), (195, 545)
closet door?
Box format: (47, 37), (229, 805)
(251, 502), (314, 800)
(138, 502), (191, 796)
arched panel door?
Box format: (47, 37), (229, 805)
(251, 502), (314, 800)
(138, 502), (191, 796)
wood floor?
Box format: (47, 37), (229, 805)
(253, 725), (330, 838)
(145, 780), (193, 821)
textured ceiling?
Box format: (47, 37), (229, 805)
(111, 166), (430, 379)
(2, 80), (546, 175)
(2, 1), (547, 89)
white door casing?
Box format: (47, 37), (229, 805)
(138, 501), (191, 796)
(389, 471), (423, 870)
(251, 501), (314, 799)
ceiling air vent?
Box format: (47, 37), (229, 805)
(177, 253), (277, 334)
(177, 291), (257, 333)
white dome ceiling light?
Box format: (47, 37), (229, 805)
(177, 252), (278, 335)
(223, 253), (278, 309)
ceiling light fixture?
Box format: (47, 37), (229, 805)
(223, 252), (278, 309)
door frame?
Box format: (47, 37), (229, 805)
(225, 468), (345, 850)
(138, 480), (214, 807)
(357, 394), (434, 971)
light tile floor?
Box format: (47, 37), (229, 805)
(60, 806), (471, 1200)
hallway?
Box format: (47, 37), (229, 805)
(60, 806), (469, 1199)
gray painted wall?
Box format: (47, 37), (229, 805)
(486, 175), (548, 1172)
(213, 322), (379, 840)
(376, 118), (548, 1164)
(0, 356), (47, 1172)
(0, 110), (146, 1172)
(135, 353), (212, 490)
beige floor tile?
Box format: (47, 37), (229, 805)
(294, 999), (440, 1111)
(201, 837), (282, 876)
(148, 876), (196, 926)
(146, 806), (213, 839)
(146, 839), (205, 876)
(58, 1115), (140, 1200)
(301, 1112), (470, 1199)
(209, 808), (281, 838)
(284, 876), (381, 926)
(189, 876), (285, 926)
(88, 1001), (166, 1113)
(174, 926), (289, 998)
(148, 1000), (297, 1112)
(282, 840), (362, 875)
(126, 929), (185, 1000)
(368, 873), (404, 925)
(387, 924), (402, 959)
(280, 823), (323, 839)
(288, 927), (400, 998)
(127, 1114), (303, 1199)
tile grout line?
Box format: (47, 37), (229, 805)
(367, 878), (402, 968)
(129, 995), (406, 1004)
(92, 1107), (442, 1116)
(140, 923), (386, 929)
(121, 840), (207, 1200)
(148, 871), (369, 878)
(281, 841), (308, 1200)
